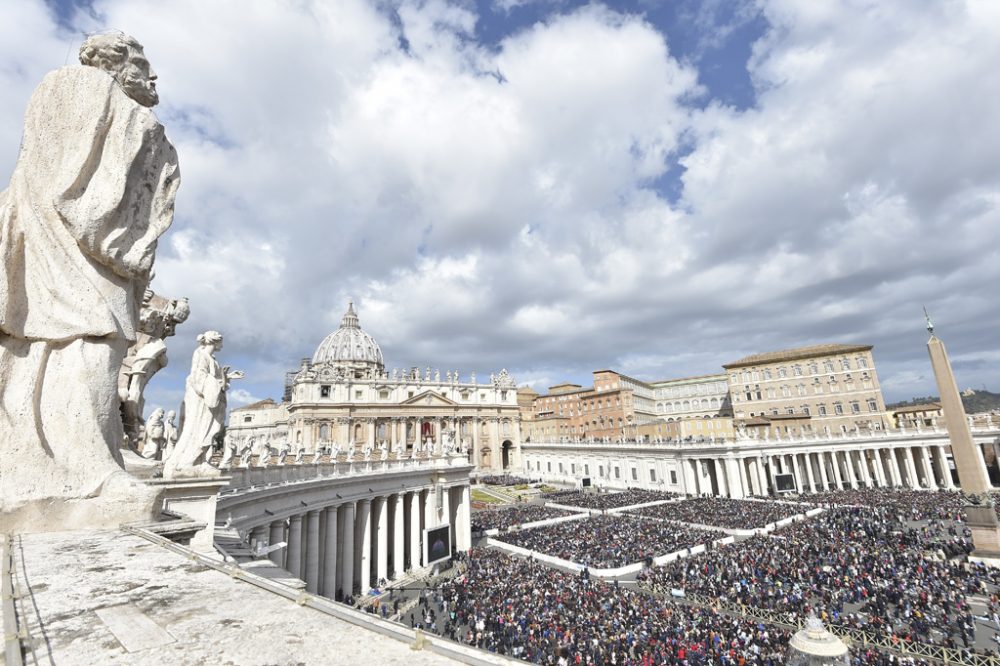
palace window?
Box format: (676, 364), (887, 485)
(354, 390), (363, 399)
(809, 362), (819, 374)
(379, 390), (389, 399)
(834, 403), (844, 415)
(818, 404), (827, 416)
(851, 402), (861, 414)
(243, 415), (253, 423)
(867, 399), (878, 412)
(802, 406), (811, 416)
(632, 468), (638, 481)
(787, 407), (795, 415)
(778, 367), (787, 378)
(841, 359), (851, 370)
(857, 357), (869, 369)
(649, 469), (656, 482)
(669, 470), (677, 484)
(781, 386), (791, 397)
(764, 369), (773, 380)
(320, 385), (331, 398)
(793, 365), (803, 376)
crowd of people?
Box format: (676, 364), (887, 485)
(637, 504), (998, 651)
(479, 474), (535, 486)
(546, 489), (682, 511)
(417, 548), (792, 664)
(496, 515), (722, 568)
(784, 488), (967, 521)
(630, 497), (804, 530)
(410, 548), (945, 665)
(471, 504), (580, 532)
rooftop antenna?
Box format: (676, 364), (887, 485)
(923, 306), (934, 335)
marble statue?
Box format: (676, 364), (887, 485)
(434, 370), (440, 382)
(119, 290), (189, 449)
(259, 446), (272, 467)
(0, 33), (179, 522)
(294, 448), (305, 464)
(162, 331), (244, 478)
(277, 448), (288, 465)
(240, 445), (253, 468)
(219, 437), (236, 468)
(347, 441), (356, 459)
(141, 408), (166, 459)
(163, 410), (179, 458)
(331, 442), (341, 460)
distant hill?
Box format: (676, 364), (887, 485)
(887, 389), (1000, 413)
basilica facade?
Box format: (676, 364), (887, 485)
(226, 303), (523, 472)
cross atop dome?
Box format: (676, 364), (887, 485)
(342, 300), (359, 329)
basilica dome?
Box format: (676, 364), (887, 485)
(312, 302), (384, 371)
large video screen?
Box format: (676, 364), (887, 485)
(424, 524), (451, 565)
(774, 473), (796, 493)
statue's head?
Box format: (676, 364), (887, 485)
(197, 330), (224, 351)
(79, 32), (159, 107)
(166, 409), (176, 421)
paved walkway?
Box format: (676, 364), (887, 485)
(6, 530), (464, 666)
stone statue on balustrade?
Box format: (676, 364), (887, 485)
(294, 448), (305, 464)
(119, 290), (189, 450)
(163, 410), (179, 458)
(331, 442), (341, 461)
(141, 408), (166, 459)
(219, 436), (237, 468)
(240, 445), (253, 468)
(0, 33), (179, 525)
(259, 446), (272, 467)
(379, 441), (389, 461)
(348, 441), (356, 459)
(162, 331), (244, 479)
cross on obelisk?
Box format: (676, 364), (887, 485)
(925, 311), (1000, 563)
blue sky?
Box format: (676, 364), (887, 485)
(4, 0), (1000, 414)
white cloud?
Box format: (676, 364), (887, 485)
(0, 0), (998, 407)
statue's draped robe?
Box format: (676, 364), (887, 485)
(163, 346), (225, 476)
(0, 66), (179, 508)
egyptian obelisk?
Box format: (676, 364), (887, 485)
(925, 312), (1000, 562)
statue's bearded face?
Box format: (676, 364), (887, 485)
(118, 46), (159, 107)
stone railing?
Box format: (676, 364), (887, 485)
(221, 454), (471, 493)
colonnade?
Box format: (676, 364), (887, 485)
(247, 483), (472, 599)
(681, 443), (957, 498)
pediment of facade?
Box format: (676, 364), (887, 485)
(400, 390), (459, 407)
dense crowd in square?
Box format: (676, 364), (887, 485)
(630, 497), (804, 529)
(783, 488), (966, 520)
(545, 488), (682, 510)
(478, 474), (535, 486)
(471, 504), (581, 532)
(637, 504), (998, 651)
(408, 548), (943, 665)
(496, 515), (722, 568)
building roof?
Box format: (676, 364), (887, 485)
(892, 402), (942, 414)
(233, 398), (278, 412)
(722, 343), (873, 369)
(650, 372), (728, 386)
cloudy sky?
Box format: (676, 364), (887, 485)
(2, 0), (998, 414)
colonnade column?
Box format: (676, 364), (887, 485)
(790, 454), (804, 493)
(304, 510), (321, 593)
(392, 493), (405, 578)
(251, 525), (268, 551)
(409, 490), (422, 569)
(287, 514), (303, 579)
(321, 506), (338, 598)
(756, 457), (770, 496)
(919, 447), (937, 489)
(340, 502), (355, 597)
(803, 453), (817, 492)
(355, 499), (372, 593)
(885, 449), (902, 486)
(869, 450), (886, 487)
(457, 485), (472, 551)
(269, 520), (285, 566)
(816, 453), (830, 491)
(936, 446), (955, 489)
(682, 460), (698, 495)
(829, 452), (844, 489)
(374, 497), (388, 585)
(903, 447), (920, 488)
(856, 451), (872, 488)
(713, 459), (728, 496)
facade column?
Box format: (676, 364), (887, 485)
(682, 459), (697, 495)
(322, 506), (338, 598)
(339, 503), (355, 598)
(305, 510), (321, 594)
(355, 499), (372, 592)
(816, 452), (830, 491)
(885, 449), (902, 486)
(747, 458), (761, 496)
(409, 490), (423, 569)
(268, 520), (285, 566)
(287, 514), (303, 579)
(919, 447), (937, 490)
(903, 447), (920, 488)
(392, 493), (405, 578)
(490, 418), (502, 470)
(936, 445), (955, 489)
(440, 485), (451, 535)
(472, 418), (481, 468)
(737, 459), (750, 497)
(366, 418), (376, 448)
(374, 497), (389, 585)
